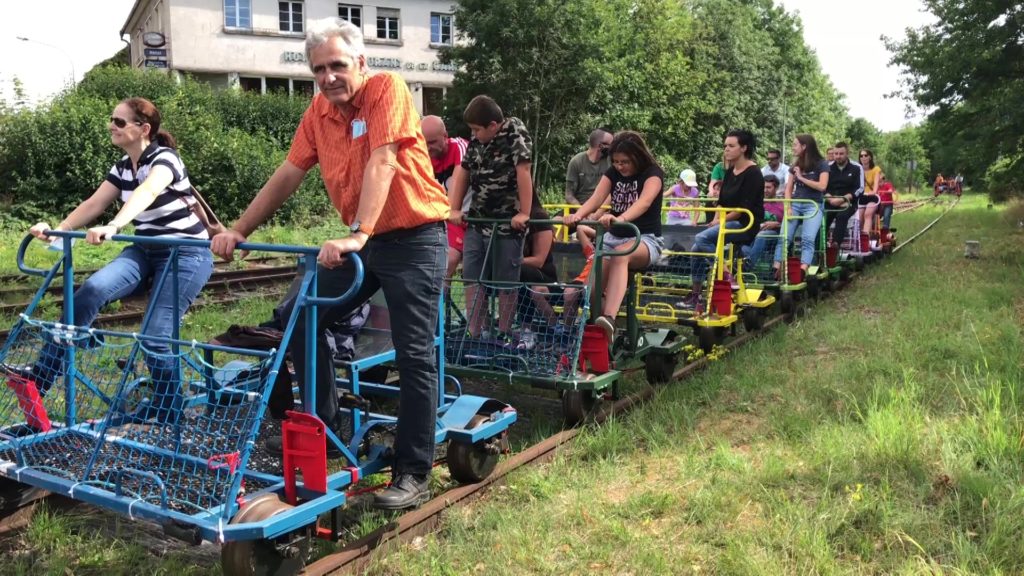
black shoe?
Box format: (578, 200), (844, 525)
(373, 473), (430, 510)
(263, 434), (344, 459)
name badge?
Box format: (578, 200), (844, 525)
(352, 118), (367, 139)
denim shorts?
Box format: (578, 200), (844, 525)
(462, 226), (524, 282)
(601, 232), (664, 267)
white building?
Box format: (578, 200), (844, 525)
(120, 0), (459, 114)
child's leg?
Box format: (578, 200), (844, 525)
(602, 242), (651, 317)
(494, 231), (524, 334)
(461, 228), (488, 336)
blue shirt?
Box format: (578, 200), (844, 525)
(792, 159), (830, 202)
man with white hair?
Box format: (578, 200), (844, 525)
(422, 115), (470, 277)
(212, 20), (447, 510)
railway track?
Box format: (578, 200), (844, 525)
(0, 266), (296, 341)
(0, 196), (955, 567)
(302, 196), (959, 575)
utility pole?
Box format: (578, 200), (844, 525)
(16, 36), (76, 88)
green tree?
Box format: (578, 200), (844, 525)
(845, 117), (883, 153)
(887, 0), (1023, 198)
(442, 0), (850, 190)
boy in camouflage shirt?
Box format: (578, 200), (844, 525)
(448, 95), (534, 344)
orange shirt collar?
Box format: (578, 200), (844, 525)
(320, 76), (371, 122)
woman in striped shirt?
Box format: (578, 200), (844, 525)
(26, 97), (214, 425)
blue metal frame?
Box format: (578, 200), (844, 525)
(1, 231), (517, 543)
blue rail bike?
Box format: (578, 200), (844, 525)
(0, 231), (516, 575)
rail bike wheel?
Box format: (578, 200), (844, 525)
(741, 308), (763, 333)
(561, 389), (597, 427)
(644, 352), (678, 384)
(448, 414), (504, 484)
(221, 494), (312, 576)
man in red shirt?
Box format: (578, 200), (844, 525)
(422, 115), (470, 277)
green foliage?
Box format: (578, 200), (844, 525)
(0, 66), (326, 223)
(983, 154), (1024, 203)
(844, 118), (883, 153)
(442, 0), (850, 189)
(887, 0), (1024, 199)
(876, 126), (931, 192)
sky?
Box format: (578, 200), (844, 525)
(0, 0), (137, 106)
(1, 0), (934, 131)
(778, 0), (936, 131)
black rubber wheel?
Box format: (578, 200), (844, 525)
(698, 326), (719, 353)
(806, 275), (820, 301)
(840, 267), (852, 282)
(448, 414), (502, 484)
(781, 292), (796, 323)
(561, 389), (597, 427)
(221, 494), (312, 576)
(741, 309), (763, 333)
(644, 353), (678, 384)
(854, 256), (866, 271)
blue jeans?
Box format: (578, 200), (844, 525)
(742, 229), (779, 268)
(289, 221), (446, 477)
(881, 204), (893, 229)
(692, 220), (743, 254)
(774, 201), (823, 266)
(34, 245), (214, 423)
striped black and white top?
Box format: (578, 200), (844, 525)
(105, 142), (207, 239)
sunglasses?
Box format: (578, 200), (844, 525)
(110, 116), (142, 129)
(859, 153), (870, 157)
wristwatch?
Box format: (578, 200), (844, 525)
(350, 220), (373, 237)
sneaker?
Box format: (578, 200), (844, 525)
(515, 330), (536, 351)
(373, 473), (431, 510)
(677, 291), (703, 310)
(594, 315), (615, 342)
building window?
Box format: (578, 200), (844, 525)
(279, 1), (303, 33)
(376, 8), (400, 41)
(238, 76), (315, 97)
(293, 80), (315, 97)
(225, 0), (252, 29)
(338, 4), (362, 27)
(239, 76), (262, 93)
(266, 77), (290, 93)
(430, 14), (453, 45)
(423, 87), (445, 117)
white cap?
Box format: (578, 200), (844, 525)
(678, 169), (697, 187)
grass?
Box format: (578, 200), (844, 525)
(2, 195), (1023, 574)
(365, 196), (1024, 575)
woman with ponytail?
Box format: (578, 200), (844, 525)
(24, 97), (213, 425)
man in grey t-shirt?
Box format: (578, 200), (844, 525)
(565, 129), (612, 205)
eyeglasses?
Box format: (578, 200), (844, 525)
(110, 116), (142, 129)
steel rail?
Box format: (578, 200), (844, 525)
(302, 197), (957, 575)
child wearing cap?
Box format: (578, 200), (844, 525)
(666, 169), (700, 225)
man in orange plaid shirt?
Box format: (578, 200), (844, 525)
(212, 20), (448, 510)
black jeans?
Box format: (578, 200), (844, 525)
(826, 203), (857, 247)
(289, 221), (447, 477)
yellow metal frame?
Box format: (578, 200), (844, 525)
(543, 203), (612, 242)
(629, 204), (755, 328)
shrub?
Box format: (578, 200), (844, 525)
(0, 66), (328, 223)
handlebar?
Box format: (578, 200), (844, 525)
(18, 230), (365, 308)
(462, 217), (643, 258)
